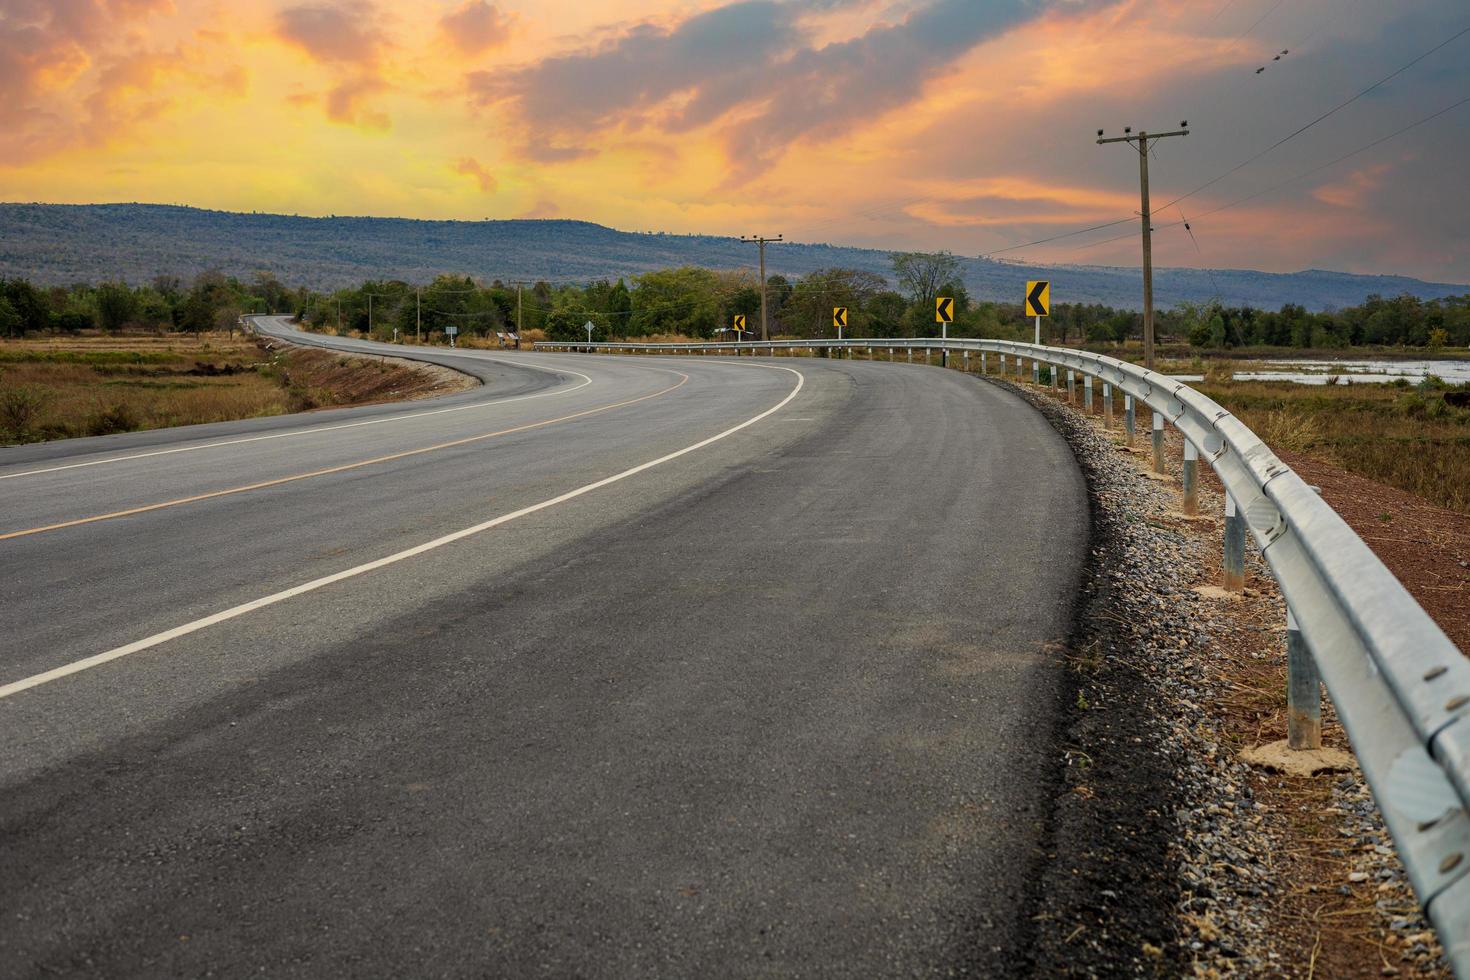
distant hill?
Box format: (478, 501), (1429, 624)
(1, 203), (1464, 312)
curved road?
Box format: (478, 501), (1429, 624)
(0, 318), (1088, 976)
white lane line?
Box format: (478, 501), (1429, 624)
(0, 364), (805, 699)
(0, 363), (595, 482)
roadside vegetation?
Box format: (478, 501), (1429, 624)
(4, 259), (1467, 504)
(0, 332), (462, 445)
(1192, 372), (1470, 514)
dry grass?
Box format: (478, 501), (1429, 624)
(0, 331), (459, 444)
(1192, 378), (1470, 514)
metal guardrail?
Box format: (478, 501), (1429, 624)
(539, 336), (1470, 970)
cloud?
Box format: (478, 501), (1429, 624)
(0, 0), (216, 161)
(275, 1), (386, 66)
(1312, 163), (1394, 210)
(275, 2), (392, 128)
(440, 1), (515, 57)
(519, 197), (559, 219)
(325, 76), (389, 129)
(473, 0), (1073, 179)
(453, 156), (498, 193)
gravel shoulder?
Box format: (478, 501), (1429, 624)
(986, 375), (1452, 978)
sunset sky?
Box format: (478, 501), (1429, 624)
(3, 0), (1467, 281)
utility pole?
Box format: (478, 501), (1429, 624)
(740, 234), (783, 342)
(1097, 122), (1189, 370)
(516, 283), (523, 350)
(415, 287), (421, 344)
(335, 295), (341, 332)
(368, 293), (373, 337)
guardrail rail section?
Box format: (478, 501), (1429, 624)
(537, 336), (1470, 972)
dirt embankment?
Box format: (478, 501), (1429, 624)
(0, 331), (475, 445)
(257, 341), (476, 412)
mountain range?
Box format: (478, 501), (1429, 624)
(1, 203), (1464, 312)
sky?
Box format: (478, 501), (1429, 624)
(2, 0), (1467, 282)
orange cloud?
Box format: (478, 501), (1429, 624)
(325, 76), (390, 129)
(1312, 164), (1394, 210)
(275, 1), (387, 66)
(440, 1), (515, 57)
(274, 1), (392, 128)
(453, 157), (498, 193)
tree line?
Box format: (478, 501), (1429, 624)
(0, 271), (303, 337)
(3, 253), (1466, 349)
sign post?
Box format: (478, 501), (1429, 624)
(1025, 280), (1050, 345)
(446, 324), (459, 348)
(584, 320), (595, 344)
(935, 297), (954, 368)
(1025, 281), (1050, 383)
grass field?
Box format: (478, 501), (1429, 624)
(0, 332), (461, 445)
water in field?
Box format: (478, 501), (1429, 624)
(1231, 359), (1470, 386)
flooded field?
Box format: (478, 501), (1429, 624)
(1233, 358), (1470, 385)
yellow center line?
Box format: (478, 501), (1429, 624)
(0, 373), (690, 542)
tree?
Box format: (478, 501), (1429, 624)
(0, 279), (49, 335)
(177, 270), (234, 333)
(545, 305), (605, 342)
(96, 282), (137, 332)
(0, 297), (20, 339)
(890, 251), (960, 311)
(629, 267), (724, 337)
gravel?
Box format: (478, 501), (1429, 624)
(990, 376), (1449, 977)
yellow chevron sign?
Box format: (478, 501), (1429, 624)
(1025, 281), (1051, 317)
(935, 297), (954, 324)
(833, 307), (848, 329)
(733, 314), (747, 331)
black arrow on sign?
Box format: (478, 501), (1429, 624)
(1026, 281), (1048, 315)
(936, 297), (953, 322)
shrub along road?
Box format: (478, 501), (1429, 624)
(0, 319), (1088, 976)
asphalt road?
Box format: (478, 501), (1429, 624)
(0, 319), (1089, 977)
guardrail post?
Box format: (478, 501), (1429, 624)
(962, 350), (969, 371)
(1103, 383), (1114, 428)
(1286, 608), (1323, 750)
(1182, 441), (1199, 515)
(1051, 364), (1058, 392)
(1067, 370), (1075, 403)
(1032, 360), (1039, 384)
(981, 352), (988, 375)
(1083, 375), (1094, 412)
(1223, 492), (1246, 591)
(1000, 353), (1007, 376)
(1152, 413), (1166, 474)
(907, 347), (912, 363)
(1125, 395), (1136, 445)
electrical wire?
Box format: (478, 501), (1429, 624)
(1157, 22), (1470, 211)
(1066, 93), (1470, 255)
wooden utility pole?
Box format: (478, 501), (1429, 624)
(415, 287), (421, 344)
(516, 283), (523, 349)
(1097, 123), (1189, 370)
(740, 234), (783, 341)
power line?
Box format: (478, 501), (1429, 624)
(1230, 0), (1288, 46)
(1177, 207), (1225, 305)
(982, 24), (1469, 262)
(1069, 93), (1470, 255)
(1157, 22), (1470, 211)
